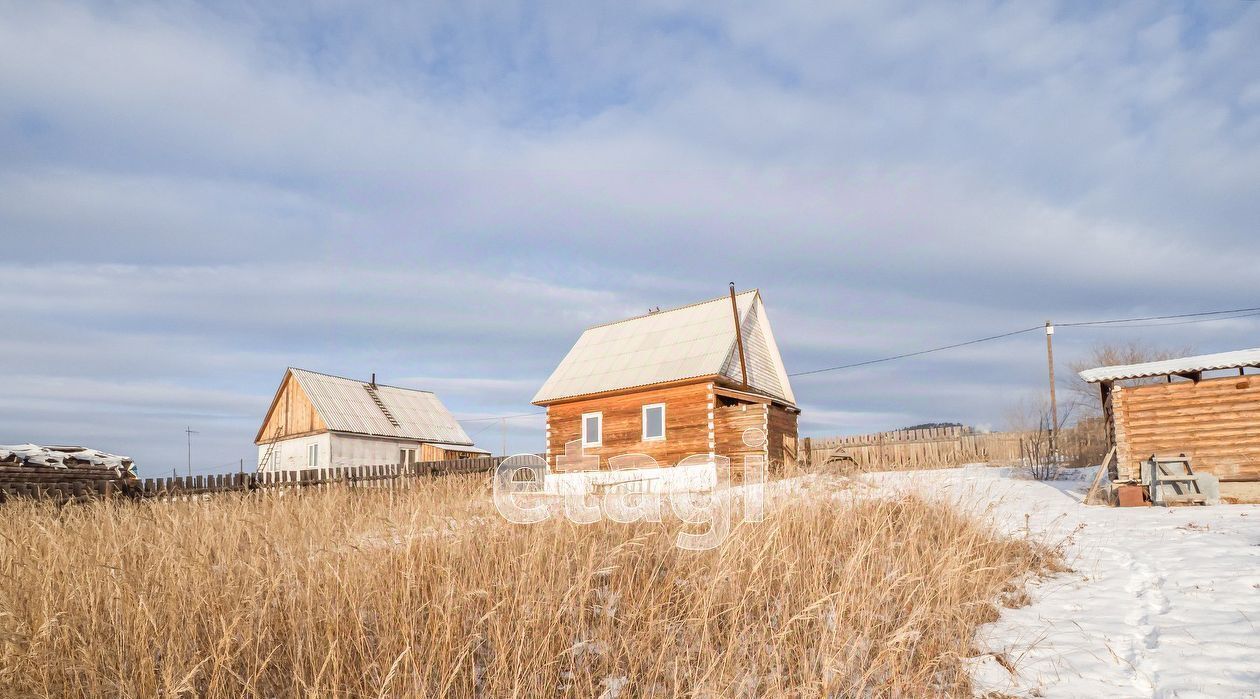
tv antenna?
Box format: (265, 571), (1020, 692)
(185, 426), (199, 477)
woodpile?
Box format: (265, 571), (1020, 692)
(0, 444), (136, 478)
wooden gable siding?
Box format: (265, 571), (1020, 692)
(546, 381), (713, 469)
(1113, 375), (1260, 481)
(256, 372), (327, 444)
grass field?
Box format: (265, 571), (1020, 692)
(0, 473), (1058, 697)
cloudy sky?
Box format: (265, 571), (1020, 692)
(2, 1), (1257, 476)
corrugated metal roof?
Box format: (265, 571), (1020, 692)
(289, 368), (475, 444)
(426, 441), (492, 454)
(532, 290), (796, 405)
(1078, 348), (1260, 383)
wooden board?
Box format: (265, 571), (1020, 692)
(766, 403), (799, 467)
(255, 370), (327, 444)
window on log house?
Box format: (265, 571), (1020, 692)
(642, 403), (666, 441)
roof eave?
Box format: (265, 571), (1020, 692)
(534, 375), (724, 406)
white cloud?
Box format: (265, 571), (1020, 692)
(0, 0), (1257, 472)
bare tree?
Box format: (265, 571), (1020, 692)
(1068, 340), (1194, 417)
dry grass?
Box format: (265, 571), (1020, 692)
(0, 474), (1057, 697)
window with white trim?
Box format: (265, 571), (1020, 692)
(642, 403), (666, 441)
(306, 443), (319, 468)
(581, 412), (603, 447)
(400, 448), (417, 465)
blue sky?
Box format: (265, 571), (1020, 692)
(1, 1), (1258, 475)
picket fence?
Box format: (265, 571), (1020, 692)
(0, 456), (505, 505)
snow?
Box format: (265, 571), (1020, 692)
(543, 460), (716, 495)
(860, 465), (1260, 698)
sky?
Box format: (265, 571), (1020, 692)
(1, 1), (1258, 476)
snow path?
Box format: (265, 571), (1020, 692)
(861, 466), (1260, 698)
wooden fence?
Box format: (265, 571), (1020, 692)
(802, 426), (1024, 470)
(0, 456), (505, 505)
(802, 422), (1109, 471)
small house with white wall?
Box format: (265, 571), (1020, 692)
(254, 368), (488, 472)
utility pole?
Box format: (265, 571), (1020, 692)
(500, 417), (507, 457)
(1044, 321), (1058, 457)
(185, 426), (199, 477)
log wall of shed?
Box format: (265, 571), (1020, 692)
(1113, 375), (1260, 482)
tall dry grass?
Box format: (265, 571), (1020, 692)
(0, 474), (1056, 697)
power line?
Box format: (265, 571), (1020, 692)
(789, 304), (1260, 378)
(788, 325), (1043, 377)
(467, 420), (502, 440)
(1061, 310), (1260, 329)
(1059, 306), (1260, 327)
(455, 411), (545, 422)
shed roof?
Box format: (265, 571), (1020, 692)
(532, 289), (795, 405)
(283, 368), (476, 445)
(1078, 348), (1260, 383)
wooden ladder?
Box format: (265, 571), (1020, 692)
(258, 425), (283, 472)
(365, 384), (401, 428)
(1146, 453), (1207, 506)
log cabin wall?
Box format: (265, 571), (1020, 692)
(545, 381), (714, 469)
(1112, 375), (1260, 482)
(714, 400), (767, 474)
(257, 372), (327, 443)
(767, 404), (799, 467)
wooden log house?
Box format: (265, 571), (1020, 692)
(1080, 348), (1260, 501)
(532, 288), (800, 475)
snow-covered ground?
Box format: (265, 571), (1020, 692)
(861, 465), (1260, 699)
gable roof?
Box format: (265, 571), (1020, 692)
(1079, 348), (1260, 384)
(260, 368), (477, 445)
(532, 289), (795, 406)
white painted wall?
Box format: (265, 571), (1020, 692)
(330, 434), (425, 467)
(257, 433), (331, 473)
(257, 433), (438, 472)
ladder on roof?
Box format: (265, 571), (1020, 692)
(1145, 453), (1207, 506)
(364, 384), (401, 428)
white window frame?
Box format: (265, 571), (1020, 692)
(306, 443), (319, 468)
(642, 403), (666, 441)
(400, 447), (417, 466)
(581, 412), (603, 447)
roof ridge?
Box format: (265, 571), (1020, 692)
(584, 288), (759, 331)
(289, 366), (436, 394)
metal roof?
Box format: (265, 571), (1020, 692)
(532, 290), (796, 405)
(425, 441), (492, 454)
(1078, 348), (1260, 383)
(288, 368), (476, 445)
